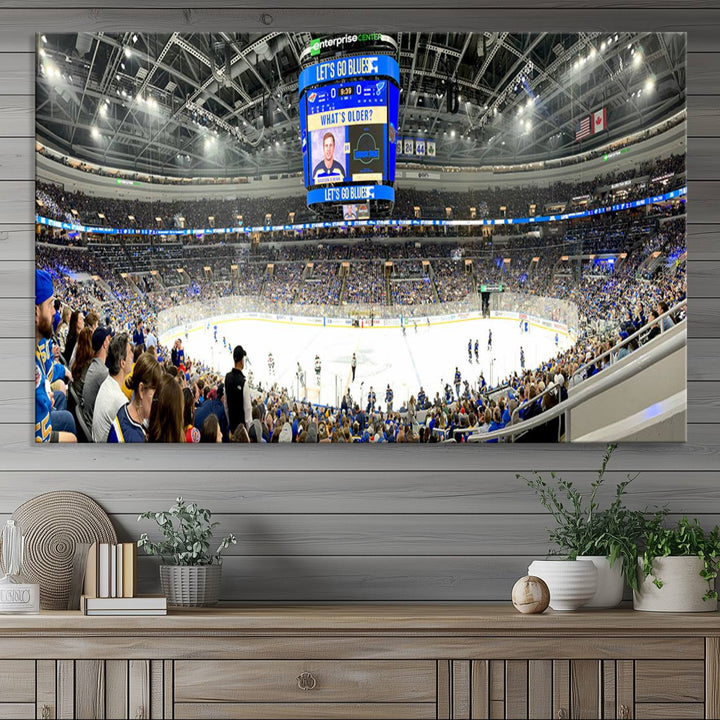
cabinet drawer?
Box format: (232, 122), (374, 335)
(635, 660), (704, 702)
(635, 703), (704, 719)
(175, 660), (436, 703)
(0, 661), (35, 702)
(0, 705), (34, 719)
(175, 702), (436, 719)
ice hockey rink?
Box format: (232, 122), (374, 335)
(164, 314), (574, 408)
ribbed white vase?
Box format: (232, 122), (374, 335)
(577, 556), (624, 608)
(528, 559), (598, 611)
(633, 556), (718, 612)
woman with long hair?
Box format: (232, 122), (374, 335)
(108, 352), (163, 443)
(70, 326), (94, 400)
(63, 310), (84, 365)
(147, 375), (185, 443)
(183, 386), (200, 442)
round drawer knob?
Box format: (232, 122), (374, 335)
(297, 671), (317, 691)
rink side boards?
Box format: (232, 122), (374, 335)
(159, 309), (575, 349)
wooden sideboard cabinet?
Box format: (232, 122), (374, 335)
(0, 607), (717, 719)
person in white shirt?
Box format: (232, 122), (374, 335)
(92, 333), (133, 442)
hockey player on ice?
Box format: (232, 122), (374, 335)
(268, 352), (275, 376)
(467, 339), (472, 362)
(315, 354), (321, 382)
(474, 339), (479, 363)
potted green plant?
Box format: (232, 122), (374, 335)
(138, 497), (237, 607)
(518, 444), (666, 609)
(633, 516), (720, 612)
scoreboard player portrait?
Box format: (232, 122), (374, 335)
(311, 130), (346, 183)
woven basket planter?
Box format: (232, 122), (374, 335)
(160, 564), (222, 607)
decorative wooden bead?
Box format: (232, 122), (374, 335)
(512, 575), (550, 614)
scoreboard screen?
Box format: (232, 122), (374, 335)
(299, 50), (400, 217)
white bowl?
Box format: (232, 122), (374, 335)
(528, 559), (598, 611)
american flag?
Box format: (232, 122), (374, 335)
(575, 115), (591, 141)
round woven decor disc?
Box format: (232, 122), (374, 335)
(11, 491), (116, 610)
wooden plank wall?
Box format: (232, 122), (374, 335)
(1, 3), (717, 602)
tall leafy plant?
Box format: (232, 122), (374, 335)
(517, 444), (666, 591)
(138, 497), (237, 566)
(640, 515), (720, 600)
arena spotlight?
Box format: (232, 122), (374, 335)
(124, 47), (131, 58)
(633, 52), (642, 67)
(645, 77), (655, 92)
(41, 35), (47, 43)
(91, 127), (99, 139)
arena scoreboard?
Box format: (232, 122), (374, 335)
(298, 35), (400, 219)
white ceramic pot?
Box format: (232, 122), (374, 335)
(577, 555), (624, 608)
(160, 564), (222, 607)
(633, 556), (718, 613)
(527, 559), (598, 611)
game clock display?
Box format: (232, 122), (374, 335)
(299, 52), (400, 216)
(303, 79), (398, 186)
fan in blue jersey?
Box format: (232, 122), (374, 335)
(35, 269), (76, 443)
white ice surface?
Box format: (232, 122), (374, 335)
(167, 316), (572, 408)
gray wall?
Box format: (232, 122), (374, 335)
(4, 5), (718, 603)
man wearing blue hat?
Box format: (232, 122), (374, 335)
(35, 269), (76, 442)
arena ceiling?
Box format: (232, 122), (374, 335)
(36, 32), (686, 178)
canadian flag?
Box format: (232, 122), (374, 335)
(593, 107), (607, 134)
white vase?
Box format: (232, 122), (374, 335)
(527, 559), (597, 611)
(577, 556), (624, 608)
(633, 556), (718, 613)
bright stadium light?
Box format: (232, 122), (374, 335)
(124, 47), (131, 58)
(91, 127), (99, 139)
(633, 52), (642, 67)
(645, 77), (655, 92)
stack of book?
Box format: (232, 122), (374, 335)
(81, 542), (167, 615)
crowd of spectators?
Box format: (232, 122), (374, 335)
(35, 177), (687, 443)
(35, 154), (684, 230)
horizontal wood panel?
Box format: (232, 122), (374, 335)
(175, 660), (436, 703)
(635, 660), (704, 702)
(635, 703), (704, 719)
(0, 704), (34, 720)
(173, 702), (436, 719)
(0, 661), (35, 702)
(0, 0), (718, 17)
(6, 424), (720, 470)
(0, 470), (717, 514)
(0, 632), (704, 661)
(125, 512), (720, 556)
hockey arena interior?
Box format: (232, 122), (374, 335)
(34, 32), (687, 444)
